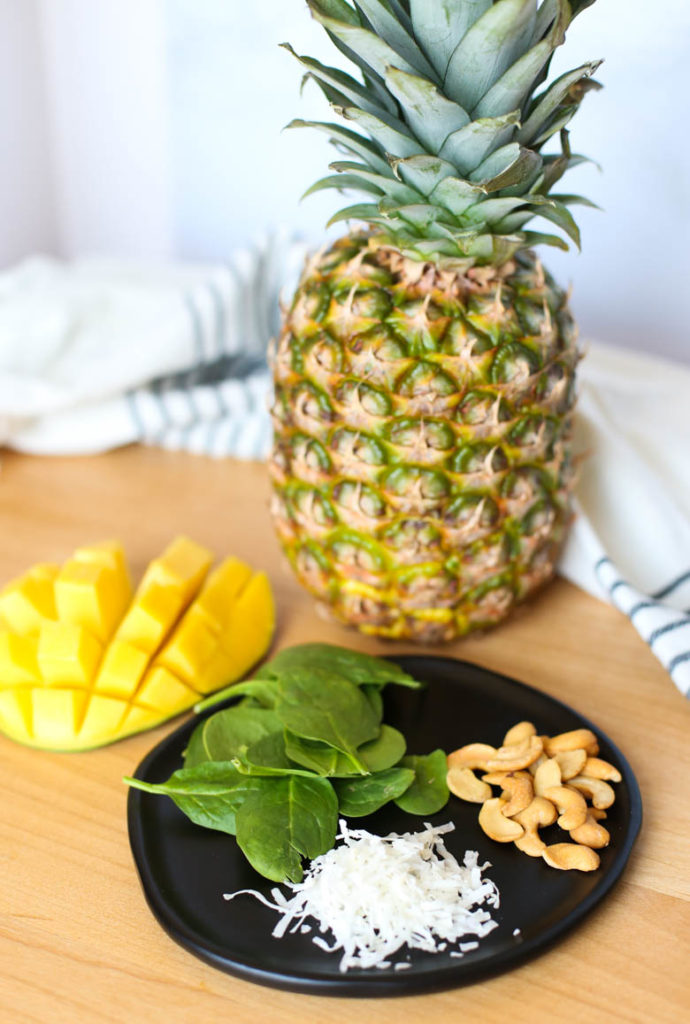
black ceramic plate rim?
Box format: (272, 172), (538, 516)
(127, 655), (643, 997)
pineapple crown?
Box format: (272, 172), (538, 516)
(286, 0), (602, 267)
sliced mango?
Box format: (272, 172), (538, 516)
(55, 559), (131, 644)
(74, 540), (131, 586)
(92, 639), (149, 699)
(0, 537), (275, 751)
(0, 563), (58, 634)
(78, 693), (129, 746)
(135, 667), (198, 716)
(115, 582), (186, 655)
(139, 536), (213, 605)
(37, 623), (103, 688)
(0, 632), (41, 686)
(32, 688), (88, 746)
(193, 557), (253, 632)
(0, 688), (33, 742)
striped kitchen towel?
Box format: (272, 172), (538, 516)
(0, 231), (306, 457)
(559, 344), (690, 698)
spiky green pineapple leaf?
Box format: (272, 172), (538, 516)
(439, 110), (520, 175)
(384, 67), (470, 152)
(281, 43), (397, 117)
(519, 62), (603, 144)
(286, 118), (391, 175)
(338, 106), (424, 158)
(410, 1), (492, 78)
(444, 0), (538, 114)
(391, 154), (458, 195)
(351, 0), (439, 80)
(308, 2), (422, 81)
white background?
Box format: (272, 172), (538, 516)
(1, 0), (688, 363)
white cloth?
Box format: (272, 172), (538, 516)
(560, 344), (690, 697)
(1, 244), (688, 695)
(0, 233), (307, 458)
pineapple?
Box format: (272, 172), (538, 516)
(270, 0), (601, 642)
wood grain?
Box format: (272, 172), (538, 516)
(1, 446), (688, 1023)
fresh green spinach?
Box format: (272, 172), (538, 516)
(125, 762), (262, 835)
(394, 749), (450, 815)
(334, 767), (415, 817)
(125, 643), (445, 883)
(235, 774), (338, 883)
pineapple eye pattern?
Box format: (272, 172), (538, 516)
(335, 379), (392, 418)
(448, 443), (509, 476)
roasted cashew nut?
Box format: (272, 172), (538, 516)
(533, 756), (562, 797)
(545, 729), (599, 756)
(478, 798), (525, 842)
(502, 721), (537, 747)
(485, 734), (544, 772)
(583, 757), (622, 783)
(567, 775), (616, 809)
(543, 785), (588, 831)
(447, 742), (497, 772)
(570, 813), (611, 849)
(446, 765), (492, 803)
(513, 796), (558, 857)
(542, 843), (600, 872)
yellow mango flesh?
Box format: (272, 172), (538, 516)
(55, 559), (131, 644)
(0, 564), (59, 634)
(0, 539), (275, 751)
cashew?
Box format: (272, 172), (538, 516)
(485, 734), (544, 772)
(447, 766), (492, 803)
(533, 757), (562, 797)
(554, 748), (588, 780)
(544, 729), (599, 756)
(502, 721), (536, 747)
(481, 771), (511, 785)
(513, 797), (558, 857)
(447, 742), (497, 772)
(543, 785), (588, 831)
(478, 798), (524, 842)
(542, 843), (600, 872)
(570, 814), (611, 849)
(567, 775), (616, 810)
(498, 772), (534, 817)
(590, 807), (608, 821)
(583, 757), (622, 783)
(528, 748), (549, 776)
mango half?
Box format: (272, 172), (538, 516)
(0, 537), (275, 751)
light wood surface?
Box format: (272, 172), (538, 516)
(1, 446), (688, 1024)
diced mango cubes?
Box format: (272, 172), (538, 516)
(55, 558), (131, 643)
(0, 563), (58, 634)
(0, 537), (275, 751)
(37, 623), (103, 688)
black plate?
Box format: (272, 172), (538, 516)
(127, 655), (642, 997)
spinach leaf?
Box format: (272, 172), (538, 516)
(125, 762), (262, 835)
(195, 678), (278, 713)
(283, 732), (340, 776)
(253, 643), (421, 689)
(394, 749), (450, 815)
(357, 724), (407, 773)
(235, 774), (338, 883)
(274, 669), (380, 773)
(283, 722), (406, 777)
(360, 683), (384, 720)
(334, 767), (415, 817)
(184, 706), (282, 767)
(234, 731), (318, 777)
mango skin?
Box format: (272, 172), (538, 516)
(0, 540), (276, 751)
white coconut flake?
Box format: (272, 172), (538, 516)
(223, 819), (500, 973)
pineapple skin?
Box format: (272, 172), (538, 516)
(269, 235), (579, 643)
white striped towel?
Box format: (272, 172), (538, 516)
(0, 231), (307, 458)
(0, 239), (688, 696)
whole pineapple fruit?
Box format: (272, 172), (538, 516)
(270, 0), (601, 642)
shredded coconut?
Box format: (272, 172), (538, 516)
(223, 819), (500, 973)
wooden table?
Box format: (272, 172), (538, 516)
(1, 447), (688, 1023)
